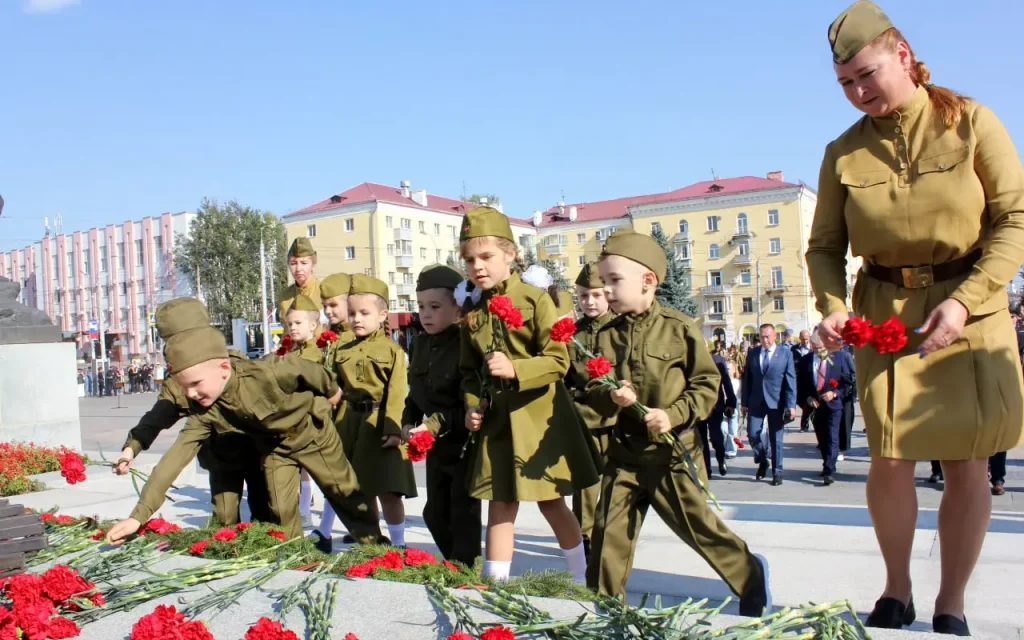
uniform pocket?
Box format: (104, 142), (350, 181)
(917, 145), (969, 176)
(840, 169), (890, 189)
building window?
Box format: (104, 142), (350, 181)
(345, 247), (355, 260)
(769, 238), (781, 254)
(773, 296), (785, 311)
(155, 235), (163, 253)
(449, 225), (456, 237)
(651, 222), (662, 235)
(67, 252), (73, 272)
(706, 216), (719, 232)
(117, 242), (125, 270)
(386, 216), (393, 228)
(399, 240), (412, 255)
(420, 248), (427, 259)
(742, 297), (753, 313)
(434, 223), (440, 235)
(401, 218), (411, 229)
(768, 209), (780, 226)
(344, 219), (354, 232)
(577, 233), (586, 244)
(738, 240), (749, 256)
(100, 251), (107, 273)
(578, 255), (586, 266)
(740, 268), (751, 285)
(709, 244), (720, 259)
(418, 221), (425, 233)
(709, 270), (723, 286)
(736, 213), (748, 234)
(675, 243), (690, 260)
(385, 244), (393, 257)
(771, 266), (784, 288)
(52, 255), (58, 275)
(388, 272), (396, 284)
(136, 239), (144, 266)
(403, 272), (414, 284)
(711, 299), (725, 314)
(121, 282), (127, 295)
(307, 224), (317, 237)
(678, 220), (688, 234)
(436, 249), (442, 261)
(83, 249), (90, 275)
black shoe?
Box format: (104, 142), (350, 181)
(341, 534), (356, 544)
(865, 597), (915, 629)
(755, 462), (768, 481)
(771, 473), (783, 486)
(928, 473), (943, 483)
(933, 614), (969, 636)
(823, 475), (835, 486)
(308, 530), (333, 554)
(719, 461), (728, 476)
(738, 553), (772, 617)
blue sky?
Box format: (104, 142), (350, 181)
(2, 0), (1022, 252)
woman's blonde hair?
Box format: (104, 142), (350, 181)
(874, 28), (970, 128)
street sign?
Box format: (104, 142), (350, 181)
(88, 319), (98, 339)
(270, 322), (284, 336)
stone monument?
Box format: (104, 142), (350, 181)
(0, 276), (82, 450)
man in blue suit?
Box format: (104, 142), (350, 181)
(741, 324), (796, 485)
(796, 333), (853, 486)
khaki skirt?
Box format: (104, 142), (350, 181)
(853, 273), (1024, 460)
(336, 404), (418, 498)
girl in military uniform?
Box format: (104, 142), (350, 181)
(808, 2), (1024, 634)
(403, 264), (482, 567)
(459, 206), (599, 583)
(320, 273), (356, 346)
(312, 275), (416, 552)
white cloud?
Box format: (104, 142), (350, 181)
(24, 0), (80, 14)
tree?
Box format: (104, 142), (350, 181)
(467, 193), (501, 206)
(446, 253), (465, 276)
(651, 226), (699, 318)
(521, 246), (570, 291)
(174, 199), (288, 332)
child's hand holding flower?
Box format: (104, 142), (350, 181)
(485, 352), (517, 379)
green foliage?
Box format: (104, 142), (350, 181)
(650, 226), (699, 318)
(467, 193), (501, 206)
(173, 199), (288, 330)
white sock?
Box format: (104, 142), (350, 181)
(562, 542), (587, 583)
(316, 502), (336, 538)
(482, 560), (512, 581)
(299, 481), (313, 517)
(387, 521), (406, 546)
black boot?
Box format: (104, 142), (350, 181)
(865, 597), (915, 629)
(771, 472), (783, 486)
(308, 530), (333, 554)
(932, 614), (969, 636)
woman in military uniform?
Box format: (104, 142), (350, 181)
(807, 2), (1024, 634)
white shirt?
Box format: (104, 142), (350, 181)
(812, 353), (824, 388)
(761, 344), (776, 372)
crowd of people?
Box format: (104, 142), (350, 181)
(79, 361), (157, 397)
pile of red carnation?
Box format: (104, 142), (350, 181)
(0, 563), (105, 639)
(406, 431), (435, 463)
(487, 296), (523, 330)
(345, 547), (458, 578)
(58, 450), (86, 486)
(189, 522), (287, 557)
(315, 330), (337, 349)
(841, 315), (908, 354)
(129, 604), (211, 640)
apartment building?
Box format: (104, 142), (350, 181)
(534, 172), (862, 344)
(282, 180), (536, 322)
(0, 212), (196, 362)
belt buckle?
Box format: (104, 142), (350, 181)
(901, 266), (934, 289)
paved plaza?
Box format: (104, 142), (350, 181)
(27, 393), (1024, 638)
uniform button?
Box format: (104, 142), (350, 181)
(860, 181), (867, 187)
(663, 352), (670, 358)
(895, 127), (902, 134)
(938, 163), (947, 170)
(899, 162), (907, 170)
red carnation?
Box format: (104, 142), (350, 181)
(58, 451), (87, 485)
(40, 513), (56, 524)
(129, 605), (213, 640)
(15, 602), (53, 640)
(235, 522), (252, 532)
(89, 529), (105, 541)
(829, 378), (839, 390)
(733, 436), (745, 449)
(586, 356), (613, 380)
(46, 617), (80, 639)
(481, 627), (516, 640)
(841, 316), (874, 348)
(244, 617), (300, 640)
(379, 550), (404, 571)
(447, 634), (474, 640)
(443, 560), (459, 572)
(549, 317), (577, 343)
(189, 540), (210, 556)
(403, 547), (438, 567)
(487, 295), (515, 319)
(212, 527), (237, 542)
(316, 330), (338, 348)
(870, 316), (908, 354)
(503, 307), (524, 330)
(55, 515), (75, 526)
(4, 574), (47, 610)
(275, 335), (294, 357)
(268, 529), (287, 542)
(406, 431), (435, 463)
(345, 562), (376, 578)
(342, 635), (359, 640)
(140, 518), (178, 535)
(40, 565), (94, 606)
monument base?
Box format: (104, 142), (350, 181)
(0, 342), (83, 451)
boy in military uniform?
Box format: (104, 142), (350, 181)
(312, 275), (415, 553)
(104, 298), (382, 544)
(277, 237), (321, 322)
(586, 231), (772, 616)
(566, 262), (615, 559)
(403, 265), (481, 567)
(113, 298), (271, 526)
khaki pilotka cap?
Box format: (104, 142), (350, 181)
(287, 294), (320, 313)
(155, 298), (210, 339)
(828, 0), (894, 64)
(320, 273), (351, 299)
(600, 230), (667, 284)
(349, 273), (389, 301)
(416, 264), (463, 291)
(575, 262), (604, 289)
(287, 237), (317, 258)
(459, 206), (514, 243)
(164, 326), (229, 373)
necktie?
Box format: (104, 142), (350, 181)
(816, 359), (827, 391)
(761, 349), (769, 373)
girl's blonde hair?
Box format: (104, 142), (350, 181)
(459, 236), (525, 330)
(873, 28), (970, 128)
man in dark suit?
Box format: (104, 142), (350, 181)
(835, 345), (856, 459)
(791, 330), (814, 432)
(698, 350), (737, 478)
(741, 324), (797, 485)
(796, 334), (853, 485)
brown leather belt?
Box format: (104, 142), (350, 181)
(862, 250), (981, 289)
(347, 400), (381, 412)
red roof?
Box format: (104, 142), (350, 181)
(286, 182), (533, 228)
(535, 175), (800, 228)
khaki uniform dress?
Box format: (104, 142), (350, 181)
(585, 300), (764, 599)
(403, 326), (481, 566)
(333, 328), (418, 498)
(566, 311), (615, 546)
(123, 353), (271, 526)
(807, 86), (1024, 460)
(129, 356), (381, 542)
(277, 277), (321, 325)
(460, 272), (600, 502)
